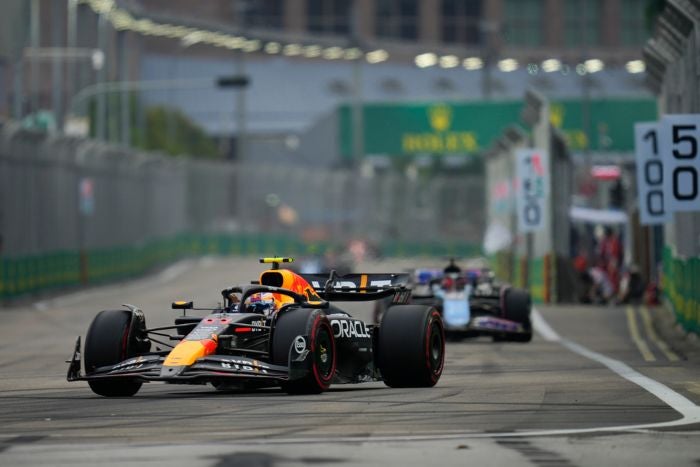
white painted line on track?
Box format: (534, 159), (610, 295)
(19, 302), (700, 446)
(525, 308), (700, 433)
(155, 260), (193, 285)
(559, 338), (700, 425)
(32, 258), (198, 311)
(531, 306), (561, 342)
(224, 308), (700, 444)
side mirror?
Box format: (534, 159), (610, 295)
(172, 301), (193, 310)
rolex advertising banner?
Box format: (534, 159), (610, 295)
(339, 99), (656, 159)
(515, 149), (550, 233)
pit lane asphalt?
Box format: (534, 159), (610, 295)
(0, 257), (699, 466)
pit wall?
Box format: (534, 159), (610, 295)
(662, 247), (700, 334)
(484, 91), (572, 304)
(644, 1), (700, 334)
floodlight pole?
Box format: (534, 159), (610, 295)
(350, 0), (365, 163)
(232, 4), (248, 162)
(235, 53), (247, 161)
(216, 75), (251, 160)
(29, 0), (40, 115)
(96, 12), (108, 141)
(67, 78), (225, 140)
(66, 0), (78, 103)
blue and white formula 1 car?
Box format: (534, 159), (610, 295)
(377, 260), (532, 342)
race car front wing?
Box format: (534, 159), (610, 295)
(67, 336), (311, 385)
(443, 316), (527, 334)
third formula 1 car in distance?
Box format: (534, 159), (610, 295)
(375, 259), (532, 342)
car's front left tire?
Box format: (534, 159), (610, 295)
(84, 309), (147, 397)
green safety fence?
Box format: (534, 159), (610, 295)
(488, 251), (515, 286)
(380, 241), (480, 258)
(528, 257), (546, 304)
(0, 251), (81, 298)
(0, 233), (308, 300)
(663, 247), (700, 334)
(488, 254), (549, 303)
(0, 234), (480, 300)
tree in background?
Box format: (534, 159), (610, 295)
(89, 93), (222, 159)
(140, 106), (221, 159)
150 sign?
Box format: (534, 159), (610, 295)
(634, 122), (670, 224)
(515, 149), (549, 233)
(660, 114), (700, 212)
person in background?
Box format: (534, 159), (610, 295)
(616, 264), (646, 304)
(597, 227), (622, 294)
(573, 248), (592, 303)
(588, 260), (615, 304)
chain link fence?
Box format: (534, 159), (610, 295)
(0, 122), (483, 299)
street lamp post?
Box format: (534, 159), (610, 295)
(350, 0), (365, 164)
(66, 78), (242, 141)
(29, 0), (40, 115)
(66, 0), (78, 103)
(216, 75), (251, 160)
(21, 47), (105, 131)
(96, 11), (108, 141)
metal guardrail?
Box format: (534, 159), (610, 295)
(0, 123), (482, 299)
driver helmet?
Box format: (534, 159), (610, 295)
(248, 292), (278, 317)
(444, 264), (461, 275)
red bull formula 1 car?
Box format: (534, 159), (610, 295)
(67, 258), (445, 396)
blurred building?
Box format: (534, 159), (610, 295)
(0, 0), (663, 278)
(0, 0), (655, 164)
(132, 0), (650, 64)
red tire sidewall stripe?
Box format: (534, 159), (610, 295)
(500, 286), (510, 318)
(424, 310), (445, 383)
(120, 314), (132, 361)
(310, 315), (336, 388)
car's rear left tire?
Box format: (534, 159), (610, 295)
(84, 309), (147, 397)
(272, 308), (336, 394)
(503, 288), (533, 342)
(377, 305), (444, 388)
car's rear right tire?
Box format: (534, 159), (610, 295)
(84, 309), (145, 397)
(503, 288), (533, 342)
(377, 305), (444, 388)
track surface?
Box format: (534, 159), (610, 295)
(1, 257), (699, 466)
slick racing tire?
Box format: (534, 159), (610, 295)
(272, 308), (336, 394)
(502, 288), (533, 343)
(377, 305), (445, 388)
(84, 309), (147, 397)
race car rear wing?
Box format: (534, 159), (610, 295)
(300, 272), (412, 303)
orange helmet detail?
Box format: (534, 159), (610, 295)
(259, 269), (322, 305)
